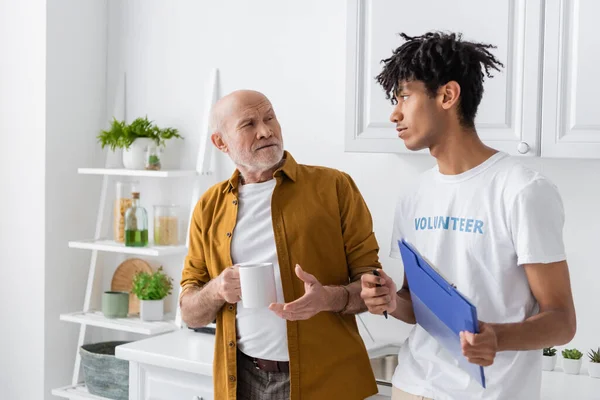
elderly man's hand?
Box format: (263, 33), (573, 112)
(217, 266), (241, 304)
(269, 264), (331, 321)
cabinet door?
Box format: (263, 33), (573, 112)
(134, 363), (214, 400)
(345, 0), (543, 156)
(541, 0), (600, 158)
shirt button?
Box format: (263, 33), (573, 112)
(232, 199), (238, 205)
(228, 305), (234, 311)
(229, 375), (236, 382)
(229, 341), (235, 347)
(226, 232), (232, 238)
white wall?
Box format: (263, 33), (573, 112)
(0, 0), (47, 399)
(45, 0), (107, 397)
(0, 1), (108, 398)
(108, 0), (600, 354)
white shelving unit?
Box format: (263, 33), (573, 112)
(52, 383), (109, 400)
(77, 168), (197, 178)
(68, 239), (187, 257)
(60, 311), (179, 335)
(54, 70), (220, 398)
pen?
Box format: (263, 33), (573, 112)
(372, 270), (388, 319)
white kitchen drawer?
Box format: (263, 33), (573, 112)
(129, 362), (214, 400)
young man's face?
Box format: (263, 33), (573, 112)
(389, 80), (445, 151)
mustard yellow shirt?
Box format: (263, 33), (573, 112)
(181, 152), (380, 400)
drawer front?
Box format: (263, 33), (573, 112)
(136, 364), (214, 400)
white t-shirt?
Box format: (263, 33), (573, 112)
(231, 179), (289, 361)
(389, 152), (566, 400)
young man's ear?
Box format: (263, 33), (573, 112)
(211, 132), (228, 153)
(439, 81), (461, 110)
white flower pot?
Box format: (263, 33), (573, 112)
(122, 138), (154, 170)
(140, 299), (164, 321)
(589, 362), (600, 379)
(562, 358), (582, 375)
(542, 355), (557, 371)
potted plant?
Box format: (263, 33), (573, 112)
(588, 348), (600, 378)
(131, 266), (173, 321)
(98, 116), (183, 170)
(562, 348), (583, 374)
(542, 346), (558, 371)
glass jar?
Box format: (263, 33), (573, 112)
(125, 192), (148, 247)
(153, 205), (180, 246)
(113, 181), (138, 243)
(145, 144), (162, 171)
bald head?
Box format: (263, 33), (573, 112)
(209, 89), (284, 174)
(209, 90), (271, 135)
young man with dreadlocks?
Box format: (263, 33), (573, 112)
(360, 32), (576, 400)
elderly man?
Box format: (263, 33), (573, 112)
(179, 90), (379, 400)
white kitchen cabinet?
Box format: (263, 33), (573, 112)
(128, 363), (213, 400)
(346, 0), (600, 159)
(345, 0), (544, 156)
(540, 0), (600, 158)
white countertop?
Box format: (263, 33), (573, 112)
(116, 329), (215, 375)
(541, 367), (600, 400)
(116, 329), (600, 399)
(115, 328), (403, 376)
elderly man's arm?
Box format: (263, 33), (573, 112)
(335, 172), (382, 314)
(180, 266), (242, 327)
(180, 282), (223, 328)
(179, 201), (242, 327)
(323, 280), (365, 314)
(269, 173), (380, 321)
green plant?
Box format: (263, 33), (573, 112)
(562, 348), (583, 360)
(588, 348), (600, 363)
(543, 346), (557, 357)
(148, 155), (160, 165)
(131, 266), (173, 301)
(97, 116), (182, 151)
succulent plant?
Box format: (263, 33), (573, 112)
(543, 346), (557, 357)
(562, 348), (583, 360)
(588, 347), (600, 363)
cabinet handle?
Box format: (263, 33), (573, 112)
(192, 397), (203, 400)
(517, 142), (530, 154)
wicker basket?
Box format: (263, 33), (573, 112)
(80, 341), (130, 400)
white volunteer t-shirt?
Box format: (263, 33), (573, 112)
(390, 152), (566, 400)
(231, 179), (289, 361)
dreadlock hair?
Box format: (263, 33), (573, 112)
(376, 32), (504, 128)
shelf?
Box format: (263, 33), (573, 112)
(60, 311), (178, 335)
(69, 239), (187, 256)
(52, 383), (109, 400)
(78, 168), (197, 178)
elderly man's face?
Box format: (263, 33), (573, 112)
(220, 93), (284, 172)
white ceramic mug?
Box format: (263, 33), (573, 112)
(238, 262), (277, 308)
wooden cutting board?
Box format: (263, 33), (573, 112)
(111, 258), (153, 315)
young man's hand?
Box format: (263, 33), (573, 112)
(460, 321), (498, 367)
(360, 269), (398, 316)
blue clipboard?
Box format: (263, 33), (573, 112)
(398, 239), (486, 388)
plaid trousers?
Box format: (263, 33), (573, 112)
(236, 349), (290, 400)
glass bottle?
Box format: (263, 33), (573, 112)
(124, 192), (148, 247)
(113, 181), (138, 243)
(145, 144), (162, 171)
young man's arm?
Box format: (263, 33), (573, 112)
(461, 260), (576, 366)
(494, 260), (576, 349)
(461, 178), (576, 367)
